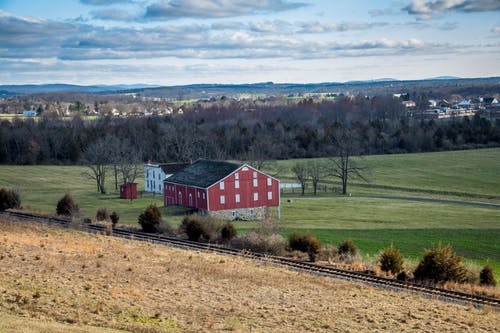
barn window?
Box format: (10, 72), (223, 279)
(197, 192), (200, 198)
(235, 180), (240, 188)
(267, 178), (272, 186)
(242, 167), (248, 171)
(253, 192), (258, 201)
(250, 208), (254, 216)
(220, 181), (225, 190)
(253, 179), (258, 187)
(231, 211), (236, 218)
(253, 171), (257, 178)
(235, 172), (239, 180)
(235, 194), (240, 203)
(220, 195), (225, 204)
(202, 193), (205, 199)
(267, 191), (272, 200)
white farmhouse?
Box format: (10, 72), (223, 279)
(144, 162), (190, 194)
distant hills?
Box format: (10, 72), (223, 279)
(0, 77), (498, 99)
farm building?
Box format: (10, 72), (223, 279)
(144, 161), (190, 194)
(164, 159), (280, 220)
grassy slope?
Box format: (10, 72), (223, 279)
(1, 221), (498, 333)
(0, 148), (498, 276)
(275, 148), (500, 201)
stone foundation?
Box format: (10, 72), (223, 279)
(206, 206), (269, 221)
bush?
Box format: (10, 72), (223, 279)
(138, 204), (161, 233)
(288, 232), (321, 262)
(220, 222), (237, 243)
(0, 188), (21, 211)
(479, 264), (497, 286)
(96, 207), (109, 222)
(110, 211), (119, 228)
(232, 232), (286, 256)
(338, 239), (357, 257)
(413, 243), (468, 284)
(56, 194), (79, 216)
(379, 244), (404, 274)
(180, 215), (207, 242)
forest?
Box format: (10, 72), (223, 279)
(0, 95), (498, 165)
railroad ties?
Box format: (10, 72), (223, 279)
(1, 210), (499, 309)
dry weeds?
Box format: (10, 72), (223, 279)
(0, 219), (499, 332)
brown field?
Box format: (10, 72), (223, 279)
(0, 219), (498, 333)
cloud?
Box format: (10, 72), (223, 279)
(404, 0), (500, 19)
(80, 0), (135, 5)
(296, 21), (388, 33)
(0, 9), (484, 63)
(144, 0), (307, 19)
(90, 9), (137, 21)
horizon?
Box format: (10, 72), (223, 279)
(1, 0), (499, 85)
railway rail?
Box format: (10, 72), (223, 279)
(1, 210), (499, 309)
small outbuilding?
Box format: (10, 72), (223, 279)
(120, 183), (137, 199)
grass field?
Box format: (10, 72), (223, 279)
(274, 148), (500, 202)
(1, 221), (498, 332)
(0, 148), (499, 278)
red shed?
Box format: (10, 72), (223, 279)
(164, 160), (280, 220)
(120, 182), (137, 199)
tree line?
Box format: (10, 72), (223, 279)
(0, 96), (498, 167)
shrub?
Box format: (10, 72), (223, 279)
(0, 188), (21, 211)
(396, 271), (411, 281)
(232, 232), (286, 256)
(413, 243), (468, 284)
(96, 207), (109, 222)
(138, 204), (161, 233)
(379, 244), (404, 274)
(110, 211), (119, 228)
(338, 239), (357, 257)
(479, 264), (496, 286)
(253, 219), (283, 236)
(56, 194), (79, 216)
(288, 232), (321, 262)
(220, 222), (237, 243)
(180, 216), (210, 242)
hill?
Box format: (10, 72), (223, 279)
(0, 220), (498, 332)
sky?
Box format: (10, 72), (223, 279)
(0, 0), (499, 85)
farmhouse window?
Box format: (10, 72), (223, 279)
(235, 194), (240, 203)
(267, 191), (272, 200)
(235, 180), (240, 188)
(267, 178), (272, 186)
(253, 192), (258, 201)
(220, 181), (225, 190)
(253, 179), (258, 187)
(220, 195), (225, 204)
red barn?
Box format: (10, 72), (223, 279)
(120, 182), (137, 199)
(164, 160), (280, 220)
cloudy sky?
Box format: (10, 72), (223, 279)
(0, 0), (499, 85)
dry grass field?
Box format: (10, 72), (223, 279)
(0, 219), (499, 333)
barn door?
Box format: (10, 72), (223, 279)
(189, 193), (193, 207)
(178, 191), (182, 205)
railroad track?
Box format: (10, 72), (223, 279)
(1, 210), (499, 309)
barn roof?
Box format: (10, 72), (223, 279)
(165, 159), (242, 188)
(160, 162), (190, 175)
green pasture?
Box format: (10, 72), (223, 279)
(273, 148), (500, 202)
(0, 148), (499, 279)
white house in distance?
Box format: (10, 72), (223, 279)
(144, 161), (190, 194)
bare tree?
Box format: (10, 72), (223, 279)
(291, 163), (309, 196)
(308, 160), (326, 195)
(81, 137), (115, 194)
(329, 128), (367, 195)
